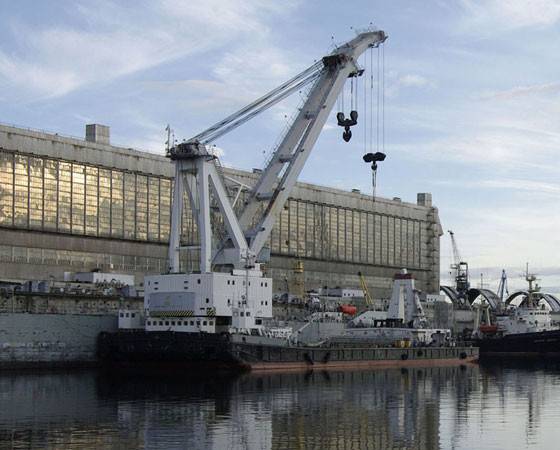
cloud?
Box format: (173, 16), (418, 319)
(398, 74), (433, 88)
(0, 0), (300, 100)
(439, 203), (560, 270)
(480, 179), (560, 194)
(480, 81), (560, 100)
(460, 0), (560, 29)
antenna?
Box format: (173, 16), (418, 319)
(165, 124), (171, 154)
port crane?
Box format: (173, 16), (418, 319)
(144, 30), (388, 334)
(448, 230), (470, 303)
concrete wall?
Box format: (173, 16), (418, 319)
(0, 123), (442, 296)
(0, 293), (142, 315)
(0, 313), (117, 368)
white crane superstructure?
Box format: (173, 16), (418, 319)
(144, 30), (388, 334)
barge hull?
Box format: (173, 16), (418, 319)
(474, 329), (560, 355)
(97, 331), (478, 371)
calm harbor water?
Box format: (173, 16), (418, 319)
(2, 361), (560, 449)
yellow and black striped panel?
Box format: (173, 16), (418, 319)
(206, 307), (216, 316)
(150, 310), (194, 318)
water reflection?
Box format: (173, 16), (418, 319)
(2, 362), (560, 449)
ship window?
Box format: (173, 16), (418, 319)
(190, 321), (194, 326)
(246, 312), (251, 317)
(228, 299), (231, 305)
(209, 321), (214, 325)
(243, 281), (245, 286)
(171, 321), (175, 326)
(126, 312), (129, 317)
(227, 280), (230, 285)
(203, 321), (207, 326)
(159, 321), (163, 326)
(131, 313), (135, 318)
(119, 312), (124, 317)
(147, 321), (151, 325)
(265, 282), (268, 287)
(196, 321), (201, 326)
(165, 321), (170, 326)
(197, 279), (201, 284)
(255, 319), (262, 325)
(232, 280), (235, 285)
(265, 301), (268, 305)
(206, 298), (209, 303)
(240, 312), (244, 317)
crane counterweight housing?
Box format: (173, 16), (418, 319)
(144, 30), (388, 335)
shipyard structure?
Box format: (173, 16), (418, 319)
(0, 123), (442, 297)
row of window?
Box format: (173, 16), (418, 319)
(0, 151), (171, 242)
(269, 200), (425, 268)
(0, 149), (430, 270)
(0, 244), (166, 273)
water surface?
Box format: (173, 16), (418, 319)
(2, 361), (560, 449)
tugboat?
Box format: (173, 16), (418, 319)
(472, 267), (560, 356)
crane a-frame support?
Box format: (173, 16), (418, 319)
(167, 30), (387, 273)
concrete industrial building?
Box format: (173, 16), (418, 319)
(0, 123), (442, 297)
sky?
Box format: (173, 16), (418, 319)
(1, 0), (560, 292)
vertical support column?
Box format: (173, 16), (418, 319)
(197, 159), (212, 273)
(168, 161), (184, 273)
(426, 206), (441, 294)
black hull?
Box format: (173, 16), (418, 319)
(474, 329), (560, 356)
(97, 331), (478, 371)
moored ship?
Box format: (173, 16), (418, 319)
(472, 269), (560, 357)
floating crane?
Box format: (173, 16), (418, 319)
(144, 30), (388, 334)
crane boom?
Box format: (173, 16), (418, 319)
(239, 30), (387, 258)
(447, 230), (470, 298)
(448, 230), (461, 268)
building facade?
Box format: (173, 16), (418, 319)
(0, 123), (442, 297)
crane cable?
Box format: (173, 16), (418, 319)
(363, 50), (367, 157)
(382, 42), (385, 155)
(189, 61), (324, 144)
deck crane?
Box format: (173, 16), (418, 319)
(144, 30), (388, 335)
(448, 230), (470, 302)
(358, 271), (374, 307)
